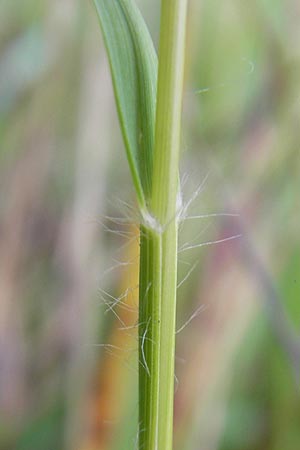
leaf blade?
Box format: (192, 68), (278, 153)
(93, 0), (157, 207)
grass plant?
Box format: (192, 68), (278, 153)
(93, 1), (188, 449)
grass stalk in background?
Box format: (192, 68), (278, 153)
(93, 1), (188, 449)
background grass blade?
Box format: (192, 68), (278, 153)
(93, 0), (157, 208)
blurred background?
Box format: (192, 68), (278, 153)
(0, 0), (299, 449)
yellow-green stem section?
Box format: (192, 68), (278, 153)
(139, 1), (188, 450)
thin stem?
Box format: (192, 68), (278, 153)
(139, 1), (188, 450)
(151, 0), (187, 221)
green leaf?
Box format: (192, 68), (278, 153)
(93, 0), (157, 208)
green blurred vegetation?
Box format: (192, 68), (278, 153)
(0, 1), (299, 450)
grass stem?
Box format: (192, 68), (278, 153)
(139, 1), (188, 449)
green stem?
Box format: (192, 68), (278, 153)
(139, 1), (188, 449)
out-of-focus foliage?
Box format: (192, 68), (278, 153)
(0, 1), (299, 450)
